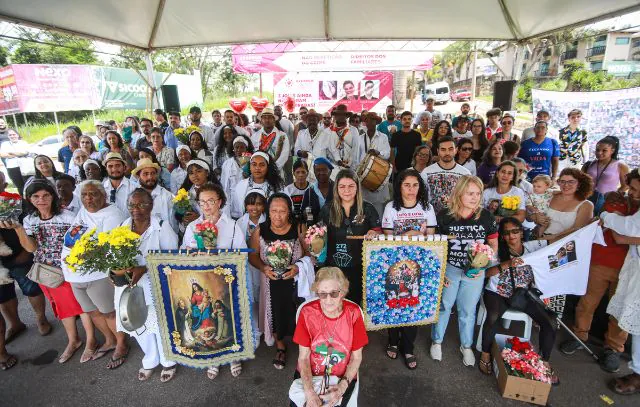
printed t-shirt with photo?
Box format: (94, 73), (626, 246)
(436, 208), (498, 269)
(23, 211), (76, 266)
(482, 186), (527, 212)
(420, 162), (471, 214)
(381, 202), (437, 235)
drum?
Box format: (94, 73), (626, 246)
(357, 154), (393, 192)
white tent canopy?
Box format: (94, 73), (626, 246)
(1, 0), (640, 50)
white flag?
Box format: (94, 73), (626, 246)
(521, 221), (601, 298)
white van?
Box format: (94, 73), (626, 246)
(422, 81), (450, 105)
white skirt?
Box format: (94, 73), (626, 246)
(607, 251), (640, 335)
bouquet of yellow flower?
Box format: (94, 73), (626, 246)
(65, 227), (141, 278)
(497, 195), (521, 217)
(173, 188), (193, 216)
(173, 125), (200, 145)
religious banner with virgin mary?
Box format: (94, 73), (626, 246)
(362, 236), (448, 330)
(147, 250), (255, 368)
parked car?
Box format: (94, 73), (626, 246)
(451, 89), (472, 102)
(32, 134), (101, 172)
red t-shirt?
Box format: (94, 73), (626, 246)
(293, 299), (368, 378)
(592, 199), (639, 269)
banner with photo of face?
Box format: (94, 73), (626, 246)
(273, 71), (393, 114)
(532, 87), (640, 168)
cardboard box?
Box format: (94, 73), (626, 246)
(491, 335), (551, 406)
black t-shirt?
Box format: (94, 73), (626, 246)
(436, 208), (498, 268)
(390, 130), (422, 172)
(135, 137), (152, 151)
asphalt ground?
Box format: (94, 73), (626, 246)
(1, 289), (637, 407)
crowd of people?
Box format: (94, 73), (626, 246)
(0, 100), (639, 404)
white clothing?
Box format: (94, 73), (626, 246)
(170, 166), (187, 195)
(482, 186), (527, 211)
(211, 146), (233, 170)
(220, 157), (245, 206)
(413, 109), (442, 128)
(420, 162), (471, 214)
(135, 331), (176, 369)
(381, 201), (437, 235)
(195, 123), (216, 151)
(602, 210), (640, 335)
(61, 204), (127, 283)
(114, 217), (178, 336)
(150, 184), (179, 233)
(103, 177), (137, 215)
(63, 194), (82, 216)
(327, 126), (359, 167)
(485, 240), (547, 293)
(181, 213), (246, 250)
(231, 177), (275, 219)
(194, 149), (214, 169)
(352, 130), (391, 210)
(460, 159), (477, 176)
(212, 125), (249, 150)
(544, 200), (589, 235)
(294, 127), (338, 161)
(251, 128), (290, 170)
(278, 117), (295, 146)
(452, 130), (472, 140)
(0, 140), (29, 168)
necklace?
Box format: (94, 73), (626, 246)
(321, 310), (341, 344)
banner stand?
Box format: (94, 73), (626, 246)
(53, 112), (60, 135)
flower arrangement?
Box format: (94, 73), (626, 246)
(304, 222), (327, 263)
(265, 240), (292, 278)
(65, 226), (141, 275)
(173, 125), (200, 145)
(0, 191), (22, 221)
(498, 195), (521, 217)
(173, 188), (193, 216)
(501, 337), (552, 384)
(464, 241), (495, 278)
(194, 220), (218, 250)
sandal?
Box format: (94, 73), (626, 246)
(80, 346), (99, 364)
(5, 323), (26, 344)
(160, 366), (177, 383)
(404, 354), (418, 370)
(548, 366), (560, 387)
(479, 358), (493, 375)
(106, 348), (129, 370)
(385, 344), (399, 360)
(138, 368), (154, 381)
(206, 366), (219, 380)
(58, 341), (83, 364)
(0, 354), (17, 371)
(273, 348), (287, 370)
(230, 361), (242, 378)
(91, 346), (115, 361)
(611, 373), (640, 395)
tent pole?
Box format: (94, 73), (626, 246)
(409, 70), (416, 112)
(471, 41), (477, 102)
(53, 112), (60, 135)
(145, 52), (160, 111)
(259, 73), (263, 98)
(11, 113), (17, 128)
(22, 112), (28, 127)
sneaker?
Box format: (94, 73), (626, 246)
(460, 346), (475, 367)
(430, 343), (442, 361)
(559, 339), (584, 355)
(600, 348), (621, 373)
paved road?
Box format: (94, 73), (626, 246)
(1, 291), (637, 407)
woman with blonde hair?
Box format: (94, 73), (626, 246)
(319, 169), (381, 306)
(289, 267), (368, 407)
(430, 175), (498, 367)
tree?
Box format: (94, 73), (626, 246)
(212, 48), (251, 96)
(9, 28), (98, 65)
(0, 45), (9, 66)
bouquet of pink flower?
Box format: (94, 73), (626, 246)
(464, 241), (495, 278)
(304, 222), (327, 263)
(501, 337), (552, 384)
(194, 220), (218, 250)
(265, 240), (292, 278)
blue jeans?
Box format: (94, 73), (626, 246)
(431, 264), (484, 348)
(632, 334), (640, 375)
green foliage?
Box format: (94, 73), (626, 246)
(0, 45), (9, 66)
(9, 29), (98, 65)
(516, 78), (535, 105)
(540, 79), (567, 91)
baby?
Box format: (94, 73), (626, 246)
(526, 175), (554, 237)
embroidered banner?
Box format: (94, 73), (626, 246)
(146, 250), (255, 368)
(362, 238), (448, 330)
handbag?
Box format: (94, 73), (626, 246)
(506, 266), (530, 312)
(27, 262), (65, 288)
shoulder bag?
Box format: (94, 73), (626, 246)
(27, 262), (64, 288)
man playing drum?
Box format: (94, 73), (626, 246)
(353, 112), (391, 216)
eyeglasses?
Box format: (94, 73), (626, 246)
(501, 121), (513, 125)
(460, 147), (473, 152)
(198, 198), (220, 207)
(317, 290), (341, 299)
(502, 228), (522, 236)
(557, 179), (578, 186)
(417, 153), (430, 158)
(128, 203), (153, 210)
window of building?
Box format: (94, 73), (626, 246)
(591, 61), (603, 71)
(615, 37), (630, 45)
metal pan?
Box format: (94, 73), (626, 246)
(119, 285), (148, 332)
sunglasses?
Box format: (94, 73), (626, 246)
(317, 290), (341, 299)
(502, 228), (522, 236)
(460, 147), (473, 152)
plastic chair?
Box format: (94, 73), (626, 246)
(475, 298), (533, 352)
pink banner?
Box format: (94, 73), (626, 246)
(0, 66), (19, 115)
(274, 71), (394, 113)
(233, 43), (433, 73)
(10, 64), (101, 113)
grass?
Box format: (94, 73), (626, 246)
(14, 91), (275, 144)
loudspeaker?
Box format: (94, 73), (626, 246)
(161, 85), (180, 113)
(493, 80), (517, 111)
